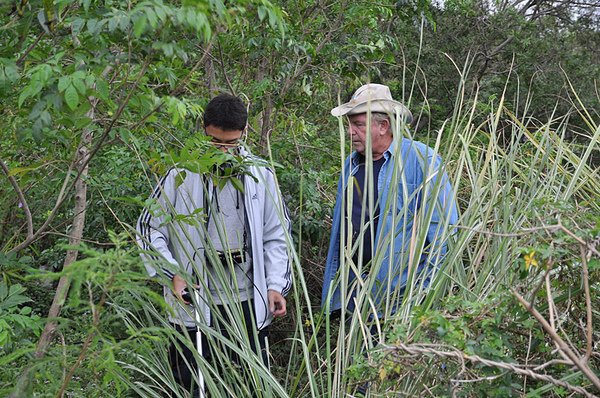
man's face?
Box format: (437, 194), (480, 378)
(347, 113), (389, 159)
(205, 125), (243, 152)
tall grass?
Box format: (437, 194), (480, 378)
(113, 63), (600, 397)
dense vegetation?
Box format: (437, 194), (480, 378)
(1, 0), (598, 396)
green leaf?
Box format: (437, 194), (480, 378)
(0, 59), (19, 91)
(31, 63), (53, 83)
(230, 177), (244, 193)
(71, 17), (85, 34)
(258, 6), (266, 21)
(72, 70), (86, 80)
(117, 128), (131, 143)
(0, 283), (30, 312)
(155, 4), (167, 21)
(0, 346), (33, 366)
(18, 79), (44, 107)
(146, 8), (158, 28)
(177, 101), (187, 121)
(95, 78), (109, 100)
(64, 84), (79, 110)
(175, 171), (187, 188)
(107, 14), (119, 31)
(133, 15), (147, 37)
(7, 165), (40, 177)
(72, 76), (87, 95)
(18, 88), (30, 108)
(74, 116), (92, 129)
(58, 75), (71, 92)
(87, 18), (101, 35)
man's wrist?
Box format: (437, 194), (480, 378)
(267, 286), (285, 296)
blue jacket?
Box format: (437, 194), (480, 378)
(321, 138), (459, 313)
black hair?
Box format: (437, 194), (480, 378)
(203, 93), (248, 131)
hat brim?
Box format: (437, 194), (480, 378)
(331, 99), (413, 123)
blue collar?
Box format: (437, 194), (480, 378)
(350, 139), (398, 167)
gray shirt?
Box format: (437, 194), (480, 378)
(206, 180), (253, 304)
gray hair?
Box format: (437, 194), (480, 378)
(371, 112), (394, 135)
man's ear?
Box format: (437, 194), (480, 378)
(379, 118), (391, 135)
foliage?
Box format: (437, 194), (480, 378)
(1, 0), (599, 396)
(0, 280), (43, 391)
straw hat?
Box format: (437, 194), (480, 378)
(331, 83), (413, 123)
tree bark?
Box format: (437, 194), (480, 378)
(33, 131), (91, 358)
(9, 111), (93, 398)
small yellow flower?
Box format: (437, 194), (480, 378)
(524, 251), (538, 271)
(379, 367), (388, 381)
(304, 319), (312, 327)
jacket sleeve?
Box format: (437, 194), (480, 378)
(422, 154), (459, 268)
(136, 168), (181, 280)
(261, 168), (293, 296)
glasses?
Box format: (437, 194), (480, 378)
(209, 138), (241, 149)
(205, 133), (243, 149)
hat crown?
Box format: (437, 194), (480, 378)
(330, 83), (413, 123)
(351, 84), (393, 103)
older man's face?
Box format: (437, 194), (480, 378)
(348, 113), (390, 160)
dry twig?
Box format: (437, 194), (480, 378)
(380, 342), (599, 398)
(512, 290), (600, 391)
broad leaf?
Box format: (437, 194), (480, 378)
(64, 84), (79, 110)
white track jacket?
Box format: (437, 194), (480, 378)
(136, 153), (292, 330)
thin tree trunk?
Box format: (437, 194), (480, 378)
(206, 49), (216, 95)
(34, 130), (91, 357)
(259, 94), (274, 151)
(9, 115), (93, 398)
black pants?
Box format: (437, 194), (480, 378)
(168, 300), (269, 396)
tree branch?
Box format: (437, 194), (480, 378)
(580, 244), (593, 363)
(382, 342), (599, 398)
(512, 289), (600, 391)
(0, 159), (33, 238)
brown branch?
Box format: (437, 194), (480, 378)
(0, 159), (33, 238)
(16, 4), (75, 67)
(127, 42), (215, 133)
(558, 223), (600, 256)
(9, 90), (95, 398)
(3, 157), (73, 253)
(16, 32), (46, 67)
(9, 40), (218, 253)
(7, 65), (113, 254)
(580, 244), (593, 363)
(215, 37), (236, 95)
(382, 343), (599, 398)
(171, 41), (215, 97)
(11, 58), (148, 253)
(34, 117), (93, 360)
(475, 36), (515, 83)
(456, 223), (600, 257)
(512, 289), (600, 391)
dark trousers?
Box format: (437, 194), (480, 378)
(168, 300), (269, 396)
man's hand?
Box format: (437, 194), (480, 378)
(268, 290), (287, 318)
(172, 274), (189, 304)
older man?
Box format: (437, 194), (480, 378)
(321, 83), (458, 317)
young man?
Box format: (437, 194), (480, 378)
(137, 93), (292, 395)
(322, 83), (459, 317)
